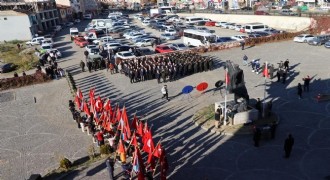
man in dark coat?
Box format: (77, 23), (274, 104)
(87, 61), (92, 73)
(303, 75), (311, 92)
(106, 158), (115, 180)
(80, 60), (85, 72)
(284, 134), (294, 158)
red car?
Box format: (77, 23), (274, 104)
(155, 45), (174, 53)
(205, 21), (216, 26)
(74, 37), (88, 47)
(254, 11), (270, 15)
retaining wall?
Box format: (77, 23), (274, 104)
(178, 13), (311, 31)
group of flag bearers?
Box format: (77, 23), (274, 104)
(74, 87), (169, 179)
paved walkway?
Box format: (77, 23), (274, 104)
(1, 19), (330, 180)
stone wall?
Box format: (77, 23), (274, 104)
(178, 13), (311, 32)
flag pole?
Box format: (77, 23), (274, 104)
(152, 138), (163, 177)
(262, 61), (267, 118)
(224, 68), (227, 126)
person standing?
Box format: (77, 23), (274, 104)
(284, 134), (294, 158)
(243, 55), (248, 66)
(303, 75), (311, 92)
(297, 83), (303, 99)
(269, 64), (274, 79)
(106, 158), (115, 180)
(276, 70), (281, 82)
(80, 60), (85, 72)
(161, 85), (169, 101)
(95, 130), (104, 146)
(240, 41), (245, 50)
(284, 59), (289, 70)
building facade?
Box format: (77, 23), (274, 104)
(0, 11), (33, 41)
(0, 0), (59, 40)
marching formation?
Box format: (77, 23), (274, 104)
(115, 52), (214, 83)
(70, 88), (169, 179)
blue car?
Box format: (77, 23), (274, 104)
(324, 40), (330, 48)
(217, 37), (235, 43)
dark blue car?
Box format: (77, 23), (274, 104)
(0, 63), (16, 73)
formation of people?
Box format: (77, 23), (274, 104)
(69, 88), (169, 179)
(115, 52), (214, 84)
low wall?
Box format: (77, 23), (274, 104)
(178, 13), (311, 32)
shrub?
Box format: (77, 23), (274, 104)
(59, 157), (72, 170)
(88, 145), (96, 160)
(0, 72), (50, 91)
(100, 144), (110, 155)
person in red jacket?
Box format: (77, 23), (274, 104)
(95, 130), (104, 146)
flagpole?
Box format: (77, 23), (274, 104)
(262, 61), (267, 118)
(152, 138), (163, 177)
(224, 68), (227, 126)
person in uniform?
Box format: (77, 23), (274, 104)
(80, 60), (85, 72)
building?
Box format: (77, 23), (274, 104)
(55, 0), (82, 19)
(0, 0), (59, 41)
(0, 11), (34, 41)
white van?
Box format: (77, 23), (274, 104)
(185, 17), (204, 24)
(70, 27), (79, 37)
(243, 23), (269, 33)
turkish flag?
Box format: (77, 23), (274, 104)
(83, 101), (90, 116)
(75, 95), (81, 110)
(76, 88), (83, 99)
(142, 129), (154, 154)
(225, 71), (230, 86)
(136, 122), (144, 137)
(131, 133), (138, 147)
(153, 143), (163, 158)
(263, 64), (269, 78)
(121, 107), (131, 139)
(131, 114), (138, 130)
(95, 96), (103, 112)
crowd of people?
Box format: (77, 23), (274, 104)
(69, 88), (169, 179)
(112, 52), (214, 84)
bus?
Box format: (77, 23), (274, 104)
(183, 29), (217, 47)
(242, 23), (269, 33)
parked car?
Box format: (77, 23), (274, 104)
(196, 27), (215, 33)
(254, 11), (270, 15)
(85, 45), (97, 52)
(155, 25), (167, 32)
(293, 34), (314, 43)
(217, 37), (235, 43)
(164, 29), (177, 35)
(263, 28), (281, 35)
(41, 43), (53, 51)
(241, 6), (252, 10)
(113, 45), (131, 53)
(89, 48), (100, 55)
(126, 33), (144, 39)
(231, 35), (248, 41)
(115, 51), (136, 59)
(135, 38), (154, 47)
(0, 63), (16, 73)
(155, 45), (174, 53)
(223, 23), (236, 29)
(308, 35), (330, 46)
(52, 25), (62, 32)
(234, 24), (243, 31)
(65, 22), (74, 27)
(324, 40), (330, 48)
(41, 39), (54, 46)
(74, 19), (81, 23)
(280, 9), (298, 16)
(215, 21), (228, 27)
(74, 37), (88, 47)
(248, 34), (262, 38)
(26, 37), (48, 46)
(160, 33), (177, 41)
(252, 31), (272, 37)
(213, 9), (224, 14)
(135, 48), (155, 56)
(49, 49), (62, 58)
(205, 21), (216, 26)
(169, 43), (189, 50)
(103, 43), (122, 50)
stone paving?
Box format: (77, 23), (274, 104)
(1, 17), (330, 180)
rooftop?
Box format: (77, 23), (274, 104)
(0, 10), (28, 16)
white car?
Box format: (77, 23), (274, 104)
(104, 43), (122, 50)
(142, 20), (150, 26)
(169, 43), (188, 50)
(41, 39), (54, 46)
(26, 37), (46, 46)
(293, 34), (314, 43)
(49, 49), (62, 58)
(41, 43), (53, 51)
(115, 51), (136, 59)
(85, 44), (97, 52)
(126, 33), (144, 39)
(231, 35), (248, 41)
(234, 24), (243, 31)
(226, 23), (236, 29)
(215, 21), (227, 27)
(93, 36), (114, 45)
(135, 38), (154, 47)
(164, 29), (177, 35)
(163, 24), (174, 29)
(133, 14), (142, 19)
(89, 48), (100, 55)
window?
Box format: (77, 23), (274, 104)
(252, 25), (266, 29)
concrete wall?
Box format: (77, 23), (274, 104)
(0, 15), (32, 41)
(178, 13), (312, 31)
